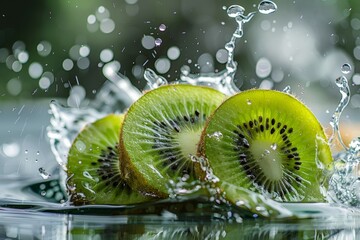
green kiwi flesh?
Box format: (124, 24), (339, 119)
(120, 85), (226, 197)
(198, 89), (333, 202)
(67, 114), (153, 205)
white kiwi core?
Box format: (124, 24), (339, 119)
(176, 128), (202, 159)
(249, 139), (283, 181)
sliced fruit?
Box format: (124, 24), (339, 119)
(120, 84), (226, 197)
(198, 89), (333, 202)
(67, 114), (153, 205)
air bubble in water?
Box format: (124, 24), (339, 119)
(341, 63), (351, 74)
(258, 0), (277, 15)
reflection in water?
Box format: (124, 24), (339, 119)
(0, 205), (359, 239)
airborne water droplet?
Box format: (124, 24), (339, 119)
(341, 63), (351, 74)
(159, 24), (166, 31)
(227, 5), (245, 18)
(258, 0), (277, 15)
(155, 38), (162, 46)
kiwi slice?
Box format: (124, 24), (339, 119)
(67, 114), (153, 205)
(120, 84), (226, 197)
(198, 89), (333, 202)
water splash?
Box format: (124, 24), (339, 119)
(100, 62), (142, 109)
(179, 6), (255, 95)
(44, 2), (360, 218)
(47, 63), (143, 169)
(144, 68), (168, 90)
(167, 155), (294, 218)
(47, 101), (103, 170)
(329, 76), (350, 151)
(327, 73), (360, 207)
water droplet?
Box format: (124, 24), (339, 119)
(180, 65), (190, 75)
(154, 38), (162, 46)
(207, 131), (223, 141)
(258, 0), (278, 14)
(83, 171), (94, 180)
(283, 85), (291, 93)
(36, 151), (40, 155)
(227, 5), (245, 18)
(246, 99), (252, 105)
(24, 150), (28, 154)
(270, 143), (277, 150)
(75, 140), (86, 152)
(39, 167), (51, 180)
(341, 63), (351, 74)
(159, 23), (166, 31)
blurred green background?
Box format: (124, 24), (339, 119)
(0, 0), (359, 104)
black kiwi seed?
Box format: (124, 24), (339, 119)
(202, 89), (333, 203)
(67, 114), (154, 205)
(232, 115), (302, 195)
(150, 110), (207, 174)
(92, 143), (129, 190)
(121, 85), (227, 198)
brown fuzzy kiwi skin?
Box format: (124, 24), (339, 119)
(195, 89), (333, 189)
